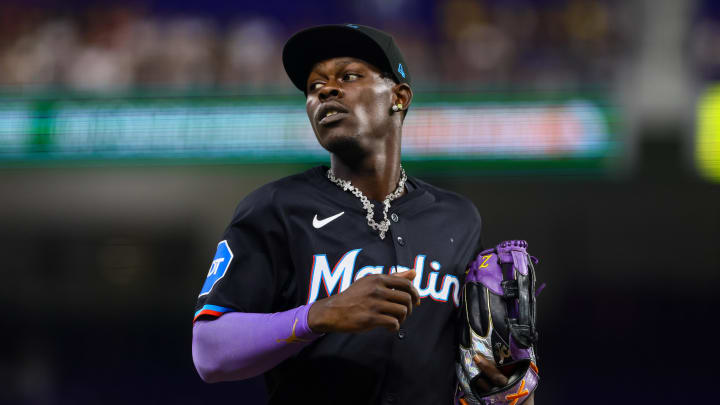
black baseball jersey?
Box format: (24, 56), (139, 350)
(194, 165), (482, 405)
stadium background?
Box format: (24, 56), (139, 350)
(1, 0), (718, 403)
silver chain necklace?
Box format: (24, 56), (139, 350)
(327, 166), (407, 240)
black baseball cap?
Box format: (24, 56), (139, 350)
(282, 24), (411, 93)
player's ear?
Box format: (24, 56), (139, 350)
(392, 83), (413, 112)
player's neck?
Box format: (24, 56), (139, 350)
(330, 149), (405, 202)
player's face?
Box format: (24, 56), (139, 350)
(305, 57), (396, 155)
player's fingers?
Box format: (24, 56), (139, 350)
(392, 269), (416, 280)
(384, 272), (421, 306)
(373, 313), (401, 332)
(473, 355), (508, 387)
(374, 300), (410, 324)
(379, 287), (414, 316)
(473, 375), (492, 392)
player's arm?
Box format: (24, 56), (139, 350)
(192, 193), (419, 381)
(193, 269), (419, 383)
(192, 304), (323, 383)
(192, 191), (307, 382)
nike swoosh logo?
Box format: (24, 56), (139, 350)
(313, 211), (345, 229)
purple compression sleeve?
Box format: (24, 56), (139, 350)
(192, 303), (323, 382)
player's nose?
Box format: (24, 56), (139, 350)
(318, 82), (343, 101)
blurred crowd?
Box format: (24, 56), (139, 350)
(0, 0), (631, 91)
(692, 1), (720, 81)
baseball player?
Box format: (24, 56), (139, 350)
(192, 24), (533, 404)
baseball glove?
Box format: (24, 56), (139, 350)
(456, 240), (541, 405)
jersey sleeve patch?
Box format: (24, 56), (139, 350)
(198, 240), (234, 297)
(193, 304), (234, 322)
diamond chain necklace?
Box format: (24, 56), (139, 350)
(327, 166), (407, 240)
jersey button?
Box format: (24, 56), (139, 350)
(396, 236), (405, 246)
(397, 328), (406, 339)
(391, 213), (399, 223)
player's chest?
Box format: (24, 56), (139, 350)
(285, 207), (468, 307)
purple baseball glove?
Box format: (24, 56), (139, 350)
(456, 240), (541, 405)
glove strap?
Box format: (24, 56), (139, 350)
(500, 247), (538, 349)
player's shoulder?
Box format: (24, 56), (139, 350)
(412, 177), (481, 220)
(229, 166), (319, 222)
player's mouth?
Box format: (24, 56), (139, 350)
(316, 103), (349, 126)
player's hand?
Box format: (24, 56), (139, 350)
(307, 270), (420, 333)
(472, 355), (535, 404)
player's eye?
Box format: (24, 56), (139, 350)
(308, 82), (324, 92)
(343, 73), (360, 81)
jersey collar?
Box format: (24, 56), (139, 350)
(306, 165), (435, 215)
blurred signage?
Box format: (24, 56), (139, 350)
(697, 85), (720, 182)
(403, 101), (608, 159)
(0, 92), (616, 170)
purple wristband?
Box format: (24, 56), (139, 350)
(192, 303), (323, 382)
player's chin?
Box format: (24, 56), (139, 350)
(317, 130), (366, 159)
(314, 121), (359, 149)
